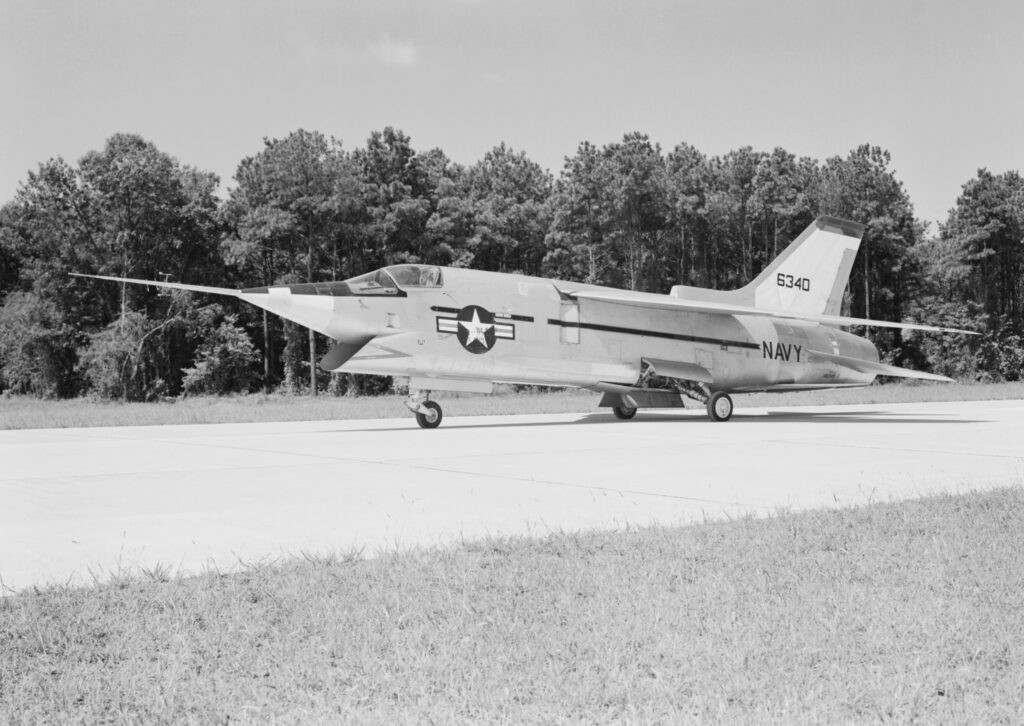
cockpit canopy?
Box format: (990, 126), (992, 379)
(344, 265), (443, 295)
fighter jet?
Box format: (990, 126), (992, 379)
(74, 216), (974, 427)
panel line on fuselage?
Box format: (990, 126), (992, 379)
(545, 319), (761, 351)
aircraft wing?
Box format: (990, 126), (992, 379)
(563, 289), (978, 335)
(70, 273), (242, 298)
(805, 349), (954, 382)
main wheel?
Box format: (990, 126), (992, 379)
(706, 392), (733, 422)
(415, 401), (443, 429)
(612, 405), (638, 420)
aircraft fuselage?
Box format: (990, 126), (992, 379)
(237, 266), (877, 395)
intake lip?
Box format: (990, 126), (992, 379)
(319, 336), (376, 370)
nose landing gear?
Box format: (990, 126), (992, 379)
(415, 401), (442, 429)
(406, 390), (443, 429)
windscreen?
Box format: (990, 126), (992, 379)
(344, 269), (400, 295)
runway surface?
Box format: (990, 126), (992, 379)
(3, 399), (1023, 592)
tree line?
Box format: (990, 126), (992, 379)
(0, 129), (1021, 399)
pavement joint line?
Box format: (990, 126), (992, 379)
(375, 458), (774, 510)
(144, 434), (701, 466)
(39, 435), (773, 511)
(775, 439), (1024, 461)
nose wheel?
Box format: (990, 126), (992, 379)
(406, 390), (443, 429)
(706, 391), (734, 422)
(415, 401), (443, 429)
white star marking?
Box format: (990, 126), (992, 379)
(459, 309), (494, 348)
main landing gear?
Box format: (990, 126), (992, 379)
(603, 384), (735, 423)
(706, 391), (734, 422)
(680, 382), (734, 422)
(612, 405), (638, 420)
(406, 390), (443, 429)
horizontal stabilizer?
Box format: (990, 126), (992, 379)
(805, 349), (953, 382)
(565, 289), (978, 336)
(70, 273), (241, 298)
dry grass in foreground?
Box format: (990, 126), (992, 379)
(3, 487), (1024, 724)
(2, 381), (1024, 430)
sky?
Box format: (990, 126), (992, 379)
(2, 0), (1022, 228)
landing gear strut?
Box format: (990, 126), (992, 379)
(406, 390), (443, 429)
(706, 391), (733, 422)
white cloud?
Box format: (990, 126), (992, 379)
(367, 37), (418, 67)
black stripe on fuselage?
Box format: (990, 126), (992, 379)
(546, 319), (760, 350)
(430, 305), (533, 322)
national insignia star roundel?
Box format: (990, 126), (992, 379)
(435, 304), (517, 353)
(455, 305), (497, 354)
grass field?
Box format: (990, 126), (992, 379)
(3, 488), (1023, 724)
(2, 380), (1024, 430)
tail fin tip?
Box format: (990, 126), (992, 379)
(815, 215), (865, 239)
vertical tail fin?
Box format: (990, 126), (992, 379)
(670, 216), (864, 316)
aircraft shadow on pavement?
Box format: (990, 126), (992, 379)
(749, 410), (984, 425)
(339, 408), (985, 432)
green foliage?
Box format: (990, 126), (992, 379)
(940, 169), (1024, 322)
(76, 134), (224, 291)
(355, 127), (435, 268)
(327, 373), (394, 397)
(77, 311), (181, 401)
(977, 327), (1024, 382)
(181, 315), (260, 395)
(543, 141), (619, 285)
(0, 135), (225, 398)
(908, 169), (1024, 378)
(465, 143), (553, 275)
(0, 292), (78, 396)
(0, 205), (24, 298)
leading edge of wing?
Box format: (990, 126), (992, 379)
(805, 349), (954, 382)
(70, 273), (242, 298)
(565, 289), (979, 336)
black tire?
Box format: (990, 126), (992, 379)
(706, 392), (733, 422)
(612, 405), (638, 420)
(415, 401), (443, 429)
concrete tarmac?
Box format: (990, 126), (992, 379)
(3, 399), (1023, 593)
